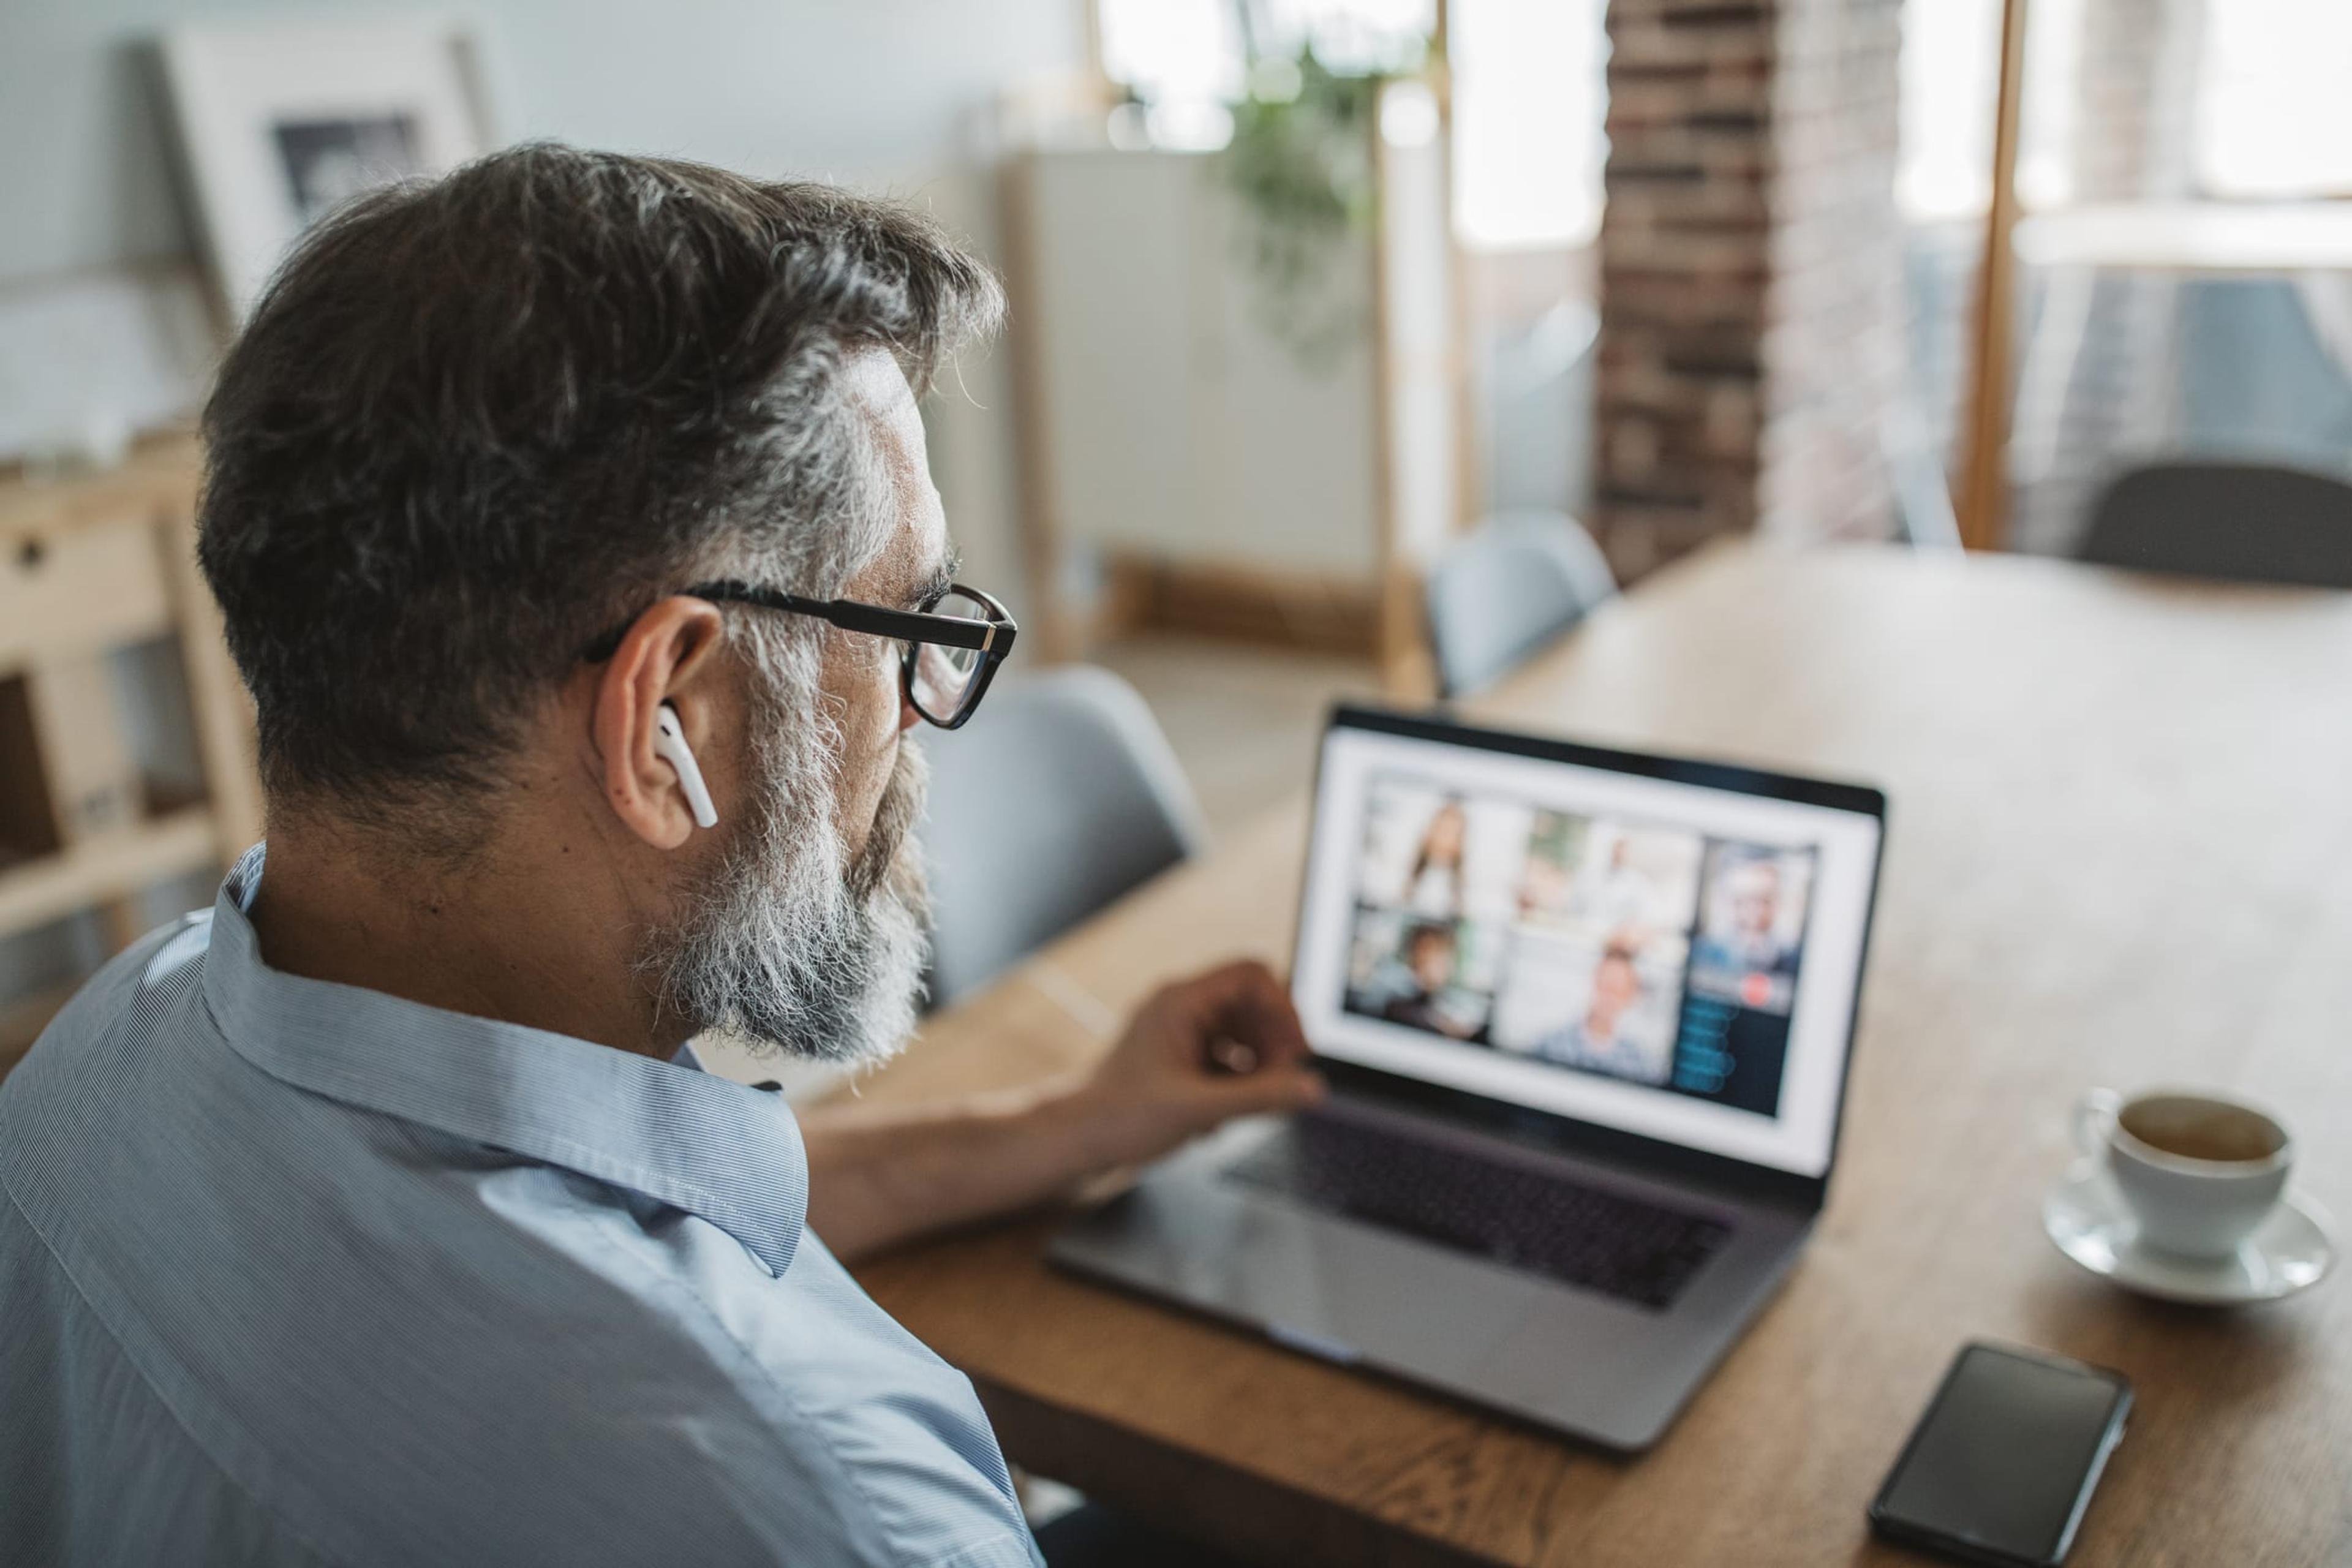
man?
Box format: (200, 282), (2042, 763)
(0, 146), (1322, 1566)
(1537, 940), (1663, 1082)
(1374, 922), (1485, 1041)
(1694, 854), (1801, 1009)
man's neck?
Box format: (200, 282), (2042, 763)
(247, 812), (684, 1059)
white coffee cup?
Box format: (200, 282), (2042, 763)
(2072, 1088), (2293, 1259)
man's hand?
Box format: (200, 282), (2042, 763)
(1071, 960), (1326, 1172)
(802, 960), (1322, 1260)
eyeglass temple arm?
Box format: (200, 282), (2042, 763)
(685, 581), (1016, 656)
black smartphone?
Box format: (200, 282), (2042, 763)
(1868, 1341), (2132, 1567)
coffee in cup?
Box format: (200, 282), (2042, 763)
(2072, 1088), (2292, 1259)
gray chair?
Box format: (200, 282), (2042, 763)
(1881, 396), (1963, 551)
(2079, 461), (2352, 589)
(921, 665), (1206, 1007)
(1425, 510), (1617, 698)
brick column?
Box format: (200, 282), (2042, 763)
(1592, 0), (1904, 581)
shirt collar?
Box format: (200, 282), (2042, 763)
(200, 845), (807, 1276)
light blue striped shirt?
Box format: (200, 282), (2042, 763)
(0, 848), (1042, 1567)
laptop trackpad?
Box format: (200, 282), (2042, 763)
(1058, 1125), (1531, 1383)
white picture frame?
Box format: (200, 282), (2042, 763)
(159, 18), (497, 323)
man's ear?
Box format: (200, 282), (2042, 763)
(590, 597), (728, 850)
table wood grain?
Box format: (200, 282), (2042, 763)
(845, 543), (2352, 1566)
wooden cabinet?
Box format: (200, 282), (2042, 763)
(0, 438), (262, 1065)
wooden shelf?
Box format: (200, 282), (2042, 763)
(0, 431), (259, 976)
(0, 806), (221, 938)
(0, 435), (203, 542)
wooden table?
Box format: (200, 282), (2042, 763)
(848, 543), (2352, 1566)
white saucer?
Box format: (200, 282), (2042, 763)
(2043, 1164), (2337, 1305)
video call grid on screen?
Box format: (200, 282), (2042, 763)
(1294, 723), (1882, 1178)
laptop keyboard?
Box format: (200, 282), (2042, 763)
(1225, 1116), (1733, 1311)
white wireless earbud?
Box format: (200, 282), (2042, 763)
(653, 703), (718, 830)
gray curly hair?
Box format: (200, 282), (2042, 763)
(199, 141), (1003, 829)
(200, 143), (1003, 1058)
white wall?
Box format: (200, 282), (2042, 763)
(0, 0), (1085, 277)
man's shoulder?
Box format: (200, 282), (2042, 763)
(298, 1209), (1042, 1559)
(1, 1240), (1036, 1568)
(0, 911), (216, 1212)
(2, 1085), (1033, 1567)
(567, 1224), (1039, 1565)
(0, 906), (1042, 1567)
(5, 907), (212, 1084)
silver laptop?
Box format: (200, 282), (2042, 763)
(1050, 706), (1887, 1451)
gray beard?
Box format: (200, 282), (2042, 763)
(645, 707), (930, 1067)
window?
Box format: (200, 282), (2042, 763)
(1096, 0), (1607, 251)
(1897, 0), (2083, 221)
(1452, 0), (1609, 250)
(1096, 0), (1244, 112)
(1096, 0), (1432, 115)
(1899, 0), (2352, 220)
(2197, 0), (2352, 199)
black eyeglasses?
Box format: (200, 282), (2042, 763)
(581, 579), (1017, 729)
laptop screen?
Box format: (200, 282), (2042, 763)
(1293, 712), (1884, 1180)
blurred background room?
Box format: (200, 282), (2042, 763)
(4, 0), (2351, 1060)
